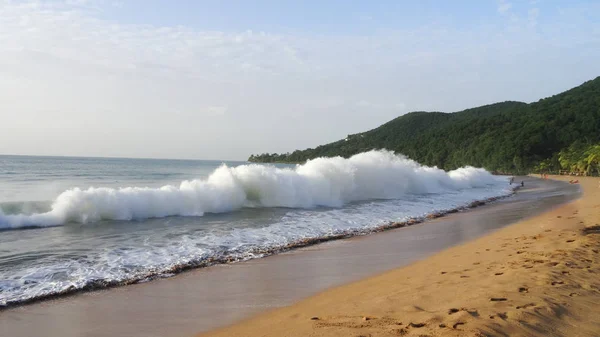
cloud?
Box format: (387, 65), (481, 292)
(0, 4), (313, 82)
(497, 0), (512, 15)
(205, 106), (228, 116)
(528, 7), (540, 27)
(0, 1), (599, 160)
(355, 100), (407, 111)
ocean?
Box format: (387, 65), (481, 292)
(0, 150), (512, 307)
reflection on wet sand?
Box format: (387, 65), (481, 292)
(0, 177), (579, 337)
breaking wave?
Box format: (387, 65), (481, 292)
(0, 150), (501, 229)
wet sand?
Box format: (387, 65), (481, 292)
(0, 177), (580, 337)
(204, 176), (600, 337)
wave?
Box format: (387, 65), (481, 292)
(0, 150), (502, 229)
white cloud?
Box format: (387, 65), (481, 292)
(355, 100), (407, 111)
(0, 1), (598, 160)
(528, 8), (540, 27)
(497, 0), (512, 15)
(205, 106), (228, 116)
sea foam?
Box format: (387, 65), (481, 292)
(0, 150), (500, 229)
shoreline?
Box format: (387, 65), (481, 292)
(0, 183), (517, 309)
(0, 177), (580, 337)
(202, 176), (599, 337)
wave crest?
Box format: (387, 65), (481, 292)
(0, 150), (501, 229)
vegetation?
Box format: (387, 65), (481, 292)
(535, 142), (600, 176)
(249, 77), (600, 175)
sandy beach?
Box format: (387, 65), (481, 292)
(203, 176), (600, 337)
(0, 177), (586, 337)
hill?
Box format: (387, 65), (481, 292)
(249, 77), (600, 174)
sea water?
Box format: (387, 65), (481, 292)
(0, 150), (511, 307)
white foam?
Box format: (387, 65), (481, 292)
(0, 150), (503, 229)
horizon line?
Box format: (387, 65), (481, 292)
(0, 153), (249, 163)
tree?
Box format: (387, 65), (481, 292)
(248, 76), (600, 175)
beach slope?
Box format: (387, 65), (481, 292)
(202, 176), (600, 337)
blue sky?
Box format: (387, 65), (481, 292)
(0, 0), (599, 160)
(99, 1), (499, 33)
(97, 0), (595, 34)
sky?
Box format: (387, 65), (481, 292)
(1, 0), (599, 160)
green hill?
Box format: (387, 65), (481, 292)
(249, 77), (600, 174)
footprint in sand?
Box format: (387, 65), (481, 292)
(518, 287), (529, 293)
(452, 322), (466, 329)
(495, 272), (504, 276)
(490, 297), (508, 302)
(446, 308), (478, 317)
(490, 312), (509, 320)
(551, 281), (565, 286)
(516, 303), (536, 309)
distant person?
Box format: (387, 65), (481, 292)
(521, 181), (524, 187)
(510, 177), (514, 185)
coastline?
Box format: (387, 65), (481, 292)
(0, 177), (581, 337)
(0, 179), (515, 309)
(202, 176), (600, 337)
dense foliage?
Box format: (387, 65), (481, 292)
(535, 143), (600, 176)
(249, 77), (600, 174)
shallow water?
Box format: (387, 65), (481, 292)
(0, 177), (579, 337)
(0, 152), (510, 306)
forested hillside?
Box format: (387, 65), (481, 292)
(249, 77), (600, 174)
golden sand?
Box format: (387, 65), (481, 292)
(202, 176), (600, 337)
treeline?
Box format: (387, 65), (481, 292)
(536, 143), (600, 176)
(248, 76), (600, 174)
(248, 153), (291, 163)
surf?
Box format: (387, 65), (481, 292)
(0, 150), (502, 230)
